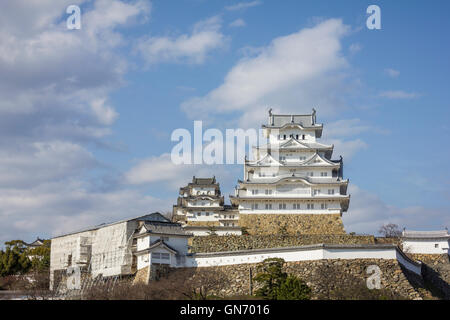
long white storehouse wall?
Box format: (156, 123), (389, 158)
(173, 245), (422, 276)
(402, 238), (450, 254)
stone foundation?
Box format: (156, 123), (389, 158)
(407, 254), (450, 299)
(191, 234), (375, 253)
(407, 254), (449, 265)
(239, 214), (345, 235)
(185, 221), (222, 227)
(133, 266), (150, 285)
(167, 259), (427, 300)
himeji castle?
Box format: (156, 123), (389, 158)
(230, 109), (350, 235)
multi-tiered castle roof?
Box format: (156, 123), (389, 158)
(230, 109), (350, 216)
(173, 176), (240, 236)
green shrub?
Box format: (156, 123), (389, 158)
(277, 275), (311, 300)
(254, 258), (311, 300)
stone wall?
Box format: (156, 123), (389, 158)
(239, 214), (345, 235)
(190, 234), (375, 253)
(186, 221), (221, 227)
(407, 253), (449, 265)
(133, 266), (149, 285)
(407, 254), (450, 299)
(170, 259), (427, 300)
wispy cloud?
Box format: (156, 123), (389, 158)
(384, 68), (400, 78)
(181, 19), (352, 127)
(136, 16), (228, 65)
(225, 1), (262, 11)
(379, 90), (420, 99)
(229, 18), (246, 28)
(343, 185), (450, 235)
(349, 43), (362, 54)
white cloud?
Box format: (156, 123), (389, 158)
(181, 19), (352, 127)
(379, 90), (420, 99)
(324, 119), (372, 138)
(125, 153), (239, 190)
(90, 98), (119, 125)
(136, 16), (228, 65)
(0, 0), (151, 246)
(349, 43), (361, 54)
(0, 181), (169, 245)
(343, 185), (450, 235)
(0, 141), (96, 188)
(229, 19), (246, 28)
(384, 68), (400, 78)
(225, 1), (262, 11)
(325, 138), (368, 160)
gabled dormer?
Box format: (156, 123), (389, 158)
(247, 153), (284, 167)
(302, 153), (340, 167)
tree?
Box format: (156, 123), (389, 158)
(254, 258), (287, 299)
(0, 245), (31, 276)
(28, 240), (51, 272)
(277, 275), (311, 300)
(0, 239), (51, 276)
(378, 223), (402, 238)
(253, 258), (311, 300)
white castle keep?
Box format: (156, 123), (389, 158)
(230, 109), (350, 217)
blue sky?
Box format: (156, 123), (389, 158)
(0, 0), (449, 245)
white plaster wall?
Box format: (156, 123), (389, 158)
(402, 239), (450, 254)
(192, 187), (215, 195)
(395, 251), (423, 275)
(187, 212), (221, 221)
(269, 129), (316, 144)
(187, 200), (220, 207)
(137, 236), (150, 252)
(137, 252), (150, 270)
(180, 247), (421, 276)
(147, 235), (188, 255)
(188, 229), (242, 236)
(238, 200), (342, 214)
